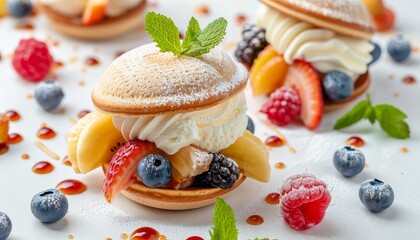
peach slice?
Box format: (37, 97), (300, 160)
(373, 6), (395, 32)
(252, 55), (288, 96)
(361, 0), (384, 17)
(82, 0), (109, 25)
(250, 45), (277, 83)
(0, 114), (9, 143)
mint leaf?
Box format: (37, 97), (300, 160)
(182, 17), (228, 56)
(374, 104), (410, 139)
(209, 198), (238, 240)
(334, 100), (370, 130)
(145, 12), (182, 55)
(182, 17), (202, 50)
(364, 106), (376, 124)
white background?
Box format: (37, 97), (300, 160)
(0, 0), (419, 239)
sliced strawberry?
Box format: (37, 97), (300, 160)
(82, 0), (109, 25)
(103, 140), (158, 203)
(284, 60), (323, 130)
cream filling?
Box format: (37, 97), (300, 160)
(113, 93), (248, 155)
(256, 5), (374, 80)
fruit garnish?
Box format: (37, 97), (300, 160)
(103, 140), (159, 202)
(373, 6), (395, 32)
(234, 23), (268, 66)
(334, 94), (410, 139)
(34, 81), (64, 111)
(0, 114), (9, 143)
(369, 42), (382, 65)
(387, 35), (411, 63)
(361, 0), (384, 17)
(359, 179), (394, 212)
(12, 38), (54, 82)
(322, 71), (353, 101)
(31, 189), (68, 223)
(0, 211), (12, 240)
(252, 55), (288, 96)
(7, 0), (32, 18)
(220, 130), (270, 182)
(145, 12), (227, 57)
(82, 0), (109, 25)
(250, 45), (277, 81)
(284, 60), (323, 130)
(0, 0), (7, 17)
(137, 154), (172, 188)
(260, 86), (301, 127)
(164, 146), (213, 189)
(67, 112), (126, 173)
(194, 153), (240, 189)
(280, 173), (331, 231)
(333, 146), (366, 177)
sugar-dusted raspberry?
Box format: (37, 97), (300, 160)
(12, 38), (54, 82)
(260, 86), (301, 127)
(279, 173), (331, 231)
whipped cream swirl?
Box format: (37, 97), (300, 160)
(113, 93), (248, 155)
(256, 5), (374, 79)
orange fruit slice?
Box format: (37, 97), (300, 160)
(82, 0), (109, 25)
(373, 6), (395, 32)
(252, 55), (288, 96)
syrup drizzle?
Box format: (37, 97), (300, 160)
(259, 118), (296, 153)
(56, 179), (87, 195)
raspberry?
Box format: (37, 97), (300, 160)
(260, 87), (301, 127)
(279, 173), (331, 231)
(12, 38), (54, 82)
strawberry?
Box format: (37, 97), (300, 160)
(284, 60), (323, 130)
(103, 140), (159, 203)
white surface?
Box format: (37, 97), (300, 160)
(0, 0), (419, 239)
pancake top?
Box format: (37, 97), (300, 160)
(261, 0), (374, 39)
(92, 43), (248, 116)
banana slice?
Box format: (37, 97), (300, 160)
(221, 130), (270, 182)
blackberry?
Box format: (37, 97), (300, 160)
(194, 153), (240, 189)
(235, 23), (268, 66)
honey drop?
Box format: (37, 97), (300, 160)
(346, 136), (365, 147)
(5, 110), (20, 122)
(265, 136), (285, 147)
(37, 127), (56, 140)
(130, 227), (159, 240)
(265, 193), (280, 204)
(32, 161), (54, 174)
(7, 133), (23, 144)
(56, 179), (87, 195)
(247, 215), (264, 225)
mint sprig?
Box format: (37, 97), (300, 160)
(210, 198), (238, 240)
(334, 95), (410, 139)
(145, 12), (227, 57)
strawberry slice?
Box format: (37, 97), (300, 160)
(82, 0), (109, 25)
(285, 60), (323, 130)
(103, 140), (158, 203)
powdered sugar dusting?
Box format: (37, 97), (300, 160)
(281, 0), (373, 28)
(93, 43), (248, 115)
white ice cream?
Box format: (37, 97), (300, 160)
(113, 93), (248, 155)
(256, 5), (374, 80)
(40, 0), (143, 17)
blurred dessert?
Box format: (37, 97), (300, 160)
(67, 13), (270, 210)
(235, 0), (378, 129)
(37, 0), (147, 40)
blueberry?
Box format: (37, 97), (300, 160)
(34, 81), (64, 111)
(333, 146), (365, 177)
(369, 42), (381, 65)
(359, 179), (394, 212)
(387, 35), (411, 63)
(322, 71), (354, 101)
(0, 212), (12, 240)
(246, 115), (255, 134)
(31, 189), (68, 223)
(7, 0), (32, 18)
(137, 154), (172, 188)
